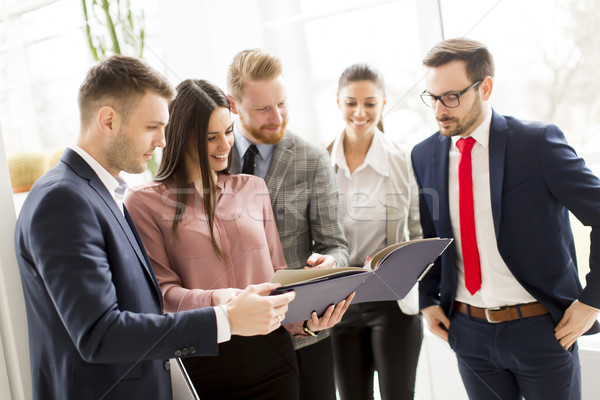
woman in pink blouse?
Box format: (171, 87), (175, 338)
(126, 79), (349, 399)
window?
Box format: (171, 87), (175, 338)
(2, 0), (598, 276)
(439, 0), (600, 280)
(0, 0), (162, 156)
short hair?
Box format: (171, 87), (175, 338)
(77, 55), (174, 127)
(422, 38), (495, 82)
(337, 63), (386, 132)
(226, 48), (283, 101)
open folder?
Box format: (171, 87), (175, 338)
(270, 238), (452, 324)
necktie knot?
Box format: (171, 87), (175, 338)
(242, 144), (259, 175)
(457, 137), (476, 155)
(245, 144), (258, 157)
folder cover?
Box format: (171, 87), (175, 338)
(270, 238), (452, 324)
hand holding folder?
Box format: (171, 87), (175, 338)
(270, 238), (452, 324)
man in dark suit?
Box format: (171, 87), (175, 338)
(14, 55), (295, 400)
(226, 49), (349, 400)
(411, 38), (600, 399)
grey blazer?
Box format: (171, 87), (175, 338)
(231, 131), (349, 270)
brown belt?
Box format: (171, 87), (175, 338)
(454, 301), (548, 323)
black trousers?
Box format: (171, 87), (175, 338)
(296, 335), (336, 400)
(183, 327), (299, 400)
(331, 301), (423, 400)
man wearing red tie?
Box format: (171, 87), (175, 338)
(411, 38), (600, 400)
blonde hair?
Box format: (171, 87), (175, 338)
(226, 48), (283, 101)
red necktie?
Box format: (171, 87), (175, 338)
(456, 137), (481, 295)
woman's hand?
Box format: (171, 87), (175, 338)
(211, 288), (242, 306)
(305, 253), (336, 269)
(306, 292), (355, 331)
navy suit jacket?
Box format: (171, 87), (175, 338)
(411, 110), (600, 334)
(14, 149), (218, 400)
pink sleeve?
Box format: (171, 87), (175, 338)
(124, 188), (214, 312)
(258, 180), (287, 273)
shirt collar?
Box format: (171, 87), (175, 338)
(70, 145), (127, 203)
(233, 120), (274, 161)
(330, 133), (345, 169)
(451, 104), (493, 149)
(331, 128), (389, 177)
(364, 129), (389, 176)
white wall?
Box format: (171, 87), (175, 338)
(415, 332), (468, 400)
(0, 126), (31, 399)
(0, 333), (13, 400)
(579, 335), (600, 399)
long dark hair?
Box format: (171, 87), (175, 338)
(337, 63), (386, 133)
(155, 79), (230, 258)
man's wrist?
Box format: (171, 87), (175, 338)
(215, 305), (231, 343)
(302, 320), (319, 336)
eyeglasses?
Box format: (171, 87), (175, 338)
(420, 80), (482, 108)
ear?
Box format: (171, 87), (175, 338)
(480, 76), (493, 101)
(336, 94), (341, 109)
(382, 96), (387, 111)
(97, 105), (120, 137)
(227, 95), (238, 114)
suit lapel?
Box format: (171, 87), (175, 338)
(62, 149), (164, 306)
(124, 206), (163, 310)
(230, 143), (241, 174)
(87, 176), (155, 278)
(435, 134), (453, 237)
(264, 134), (294, 203)
(488, 110), (508, 239)
(231, 131), (294, 203)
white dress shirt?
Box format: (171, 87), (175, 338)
(70, 145), (231, 342)
(70, 145), (127, 214)
(449, 107), (537, 307)
(331, 130), (388, 267)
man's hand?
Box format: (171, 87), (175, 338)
(555, 300), (599, 350)
(224, 283), (295, 336)
(306, 292), (356, 331)
(421, 305), (450, 342)
(306, 253), (335, 269)
(211, 288), (241, 306)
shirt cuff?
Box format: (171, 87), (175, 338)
(214, 305), (231, 343)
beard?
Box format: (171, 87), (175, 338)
(437, 93), (483, 138)
(106, 127), (148, 174)
(239, 115), (287, 145)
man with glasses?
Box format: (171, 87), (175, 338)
(411, 38), (600, 399)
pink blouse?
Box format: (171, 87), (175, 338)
(125, 174), (287, 313)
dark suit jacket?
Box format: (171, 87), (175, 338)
(411, 110), (600, 334)
(14, 149), (218, 400)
